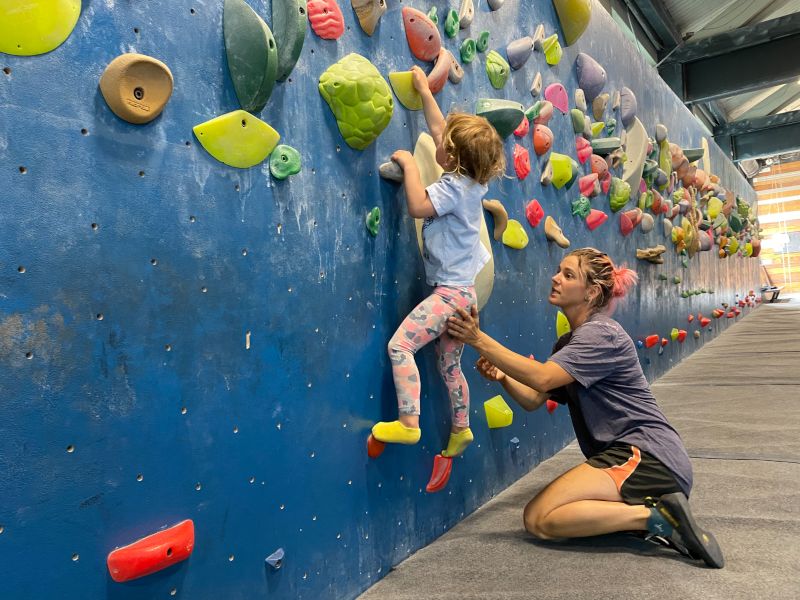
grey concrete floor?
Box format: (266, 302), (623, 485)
(359, 302), (800, 600)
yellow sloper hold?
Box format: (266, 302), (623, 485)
(556, 310), (571, 339)
(388, 71), (423, 111)
(501, 219), (528, 249)
(193, 110), (280, 169)
(484, 395), (513, 429)
(0, 0), (81, 56)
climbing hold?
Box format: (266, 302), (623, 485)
(543, 83), (569, 114)
(460, 38), (477, 63)
(458, 0), (474, 28)
(318, 53), (393, 150)
(670, 328), (679, 342)
(107, 520), (195, 583)
(640, 212), (654, 233)
(677, 329), (687, 343)
(663, 217), (673, 237)
(570, 109), (585, 133)
(514, 116), (530, 137)
(0, 0), (80, 56)
(444, 9), (459, 38)
(699, 317), (711, 327)
(575, 53), (606, 101)
(507, 36), (534, 70)
(378, 160), (403, 182)
(484, 395), (513, 428)
(273, 0), (308, 81)
(575, 89), (587, 112)
(579, 173), (600, 197)
(605, 118), (617, 135)
(553, 0), (591, 45)
(571, 196), (591, 218)
(513, 144), (531, 180)
(591, 154), (608, 178)
(533, 124), (554, 155)
(619, 208), (641, 236)
(608, 177), (631, 212)
(636, 245), (666, 264)
(365, 207), (381, 237)
(486, 51), (510, 89)
(542, 34), (562, 65)
(351, 0), (386, 36)
(526, 200), (545, 228)
(269, 144), (301, 179)
(502, 219), (529, 249)
(366, 434), (386, 458)
(193, 110), (280, 169)
(590, 137), (621, 155)
(575, 136), (592, 164)
(672, 276), (681, 285)
(402, 7), (441, 61)
(693, 330), (701, 339)
(223, 0), (278, 113)
(476, 98), (525, 139)
(654, 123), (667, 143)
(591, 121), (605, 138)
(545, 216), (570, 248)
(623, 117), (648, 195)
(687, 314), (695, 323)
(592, 92), (609, 120)
(644, 334), (659, 348)
(389, 71), (423, 111)
(98, 54), (174, 125)
(426, 455), (453, 493)
(427, 47), (451, 94)
(619, 87), (637, 128)
(482, 199), (508, 241)
(661, 338), (668, 347)
(586, 209), (608, 231)
(488, 0), (504, 9)
(308, 0), (345, 39)
(476, 30), (490, 53)
(525, 101), (553, 126)
(541, 153), (579, 189)
(683, 148), (704, 164)
(546, 399), (558, 414)
(427, 6), (438, 24)
(447, 51), (465, 83)
(265, 548), (285, 570)
(556, 310), (571, 338)
(530, 72), (543, 97)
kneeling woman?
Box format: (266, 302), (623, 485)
(447, 248), (723, 568)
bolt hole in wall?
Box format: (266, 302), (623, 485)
(3, 67), (10, 75)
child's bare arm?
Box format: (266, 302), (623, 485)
(411, 66), (446, 148)
(391, 150), (436, 219)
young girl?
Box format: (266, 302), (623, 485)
(371, 66), (505, 458)
(447, 248), (724, 568)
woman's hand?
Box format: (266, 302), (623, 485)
(476, 356), (505, 382)
(447, 305), (482, 346)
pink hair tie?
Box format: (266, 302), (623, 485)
(611, 265), (638, 298)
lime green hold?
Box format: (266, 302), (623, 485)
(570, 109), (585, 133)
(460, 38), (477, 63)
(542, 34), (563, 65)
(546, 153), (580, 190)
(476, 30), (490, 52)
(484, 395), (513, 428)
(657, 273), (668, 281)
(591, 121), (605, 137)
(318, 53), (394, 150)
(366, 207), (381, 237)
(639, 190), (653, 211)
(427, 6), (438, 25)
(444, 9), (459, 38)
(0, 0), (81, 56)
(556, 311), (571, 339)
(269, 144), (301, 179)
(609, 177), (631, 212)
(486, 51), (509, 89)
(571, 196), (591, 218)
(672, 276), (681, 285)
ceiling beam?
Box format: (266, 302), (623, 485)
(714, 110), (800, 161)
(625, 0), (682, 50)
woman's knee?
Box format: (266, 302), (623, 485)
(522, 499), (556, 540)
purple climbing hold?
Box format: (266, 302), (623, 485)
(506, 36), (534, 70)
(575, 53), (606, 102)
(544, 83), (568, 114)
(620, 86), (638, 128)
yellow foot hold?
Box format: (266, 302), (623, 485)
(371, 421), (421, 445)
(442, 428), (474, 457)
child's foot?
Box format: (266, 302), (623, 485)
(371, 420), (421, 444)
(441, 427), (474, 457)
(649, 492), (724, 568)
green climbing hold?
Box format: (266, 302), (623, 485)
(193, 110), (280, 169)
(273, 0), (308, 81)
(476, 30), (490, 52)
(657, 273), (668, 281)
(542, 34), (563, 65)
(269, 144), (301, 179)
(638, 190), (653, 211)
(681, 290), (689, 298)
(318, 53), (394, 150)
(0, 0), (80, 56)
(609, 177), (631, 212)
(366, 207), (381, 237)
(672, 276), (681, 285)
(571, 196), (591, 218)
(427, 6), (438, 25)
(460, 38), (477, 63)
(591, 137), (621, 155)
(605, 118), (616, 135)
(590, 121), (605, 138)
(485, 50), (510, 89)
(570, 109), (585, 133)
(444, 9), (459, 38)
(728, 211), (743, 233)
(224, 0), (278, 113)
(475, 98), (525, 139)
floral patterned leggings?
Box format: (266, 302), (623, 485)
(388, 285), (476, 428)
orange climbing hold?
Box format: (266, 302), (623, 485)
(426, 454), (452, 493)
(107, 520), (195, 583)
(366, 434), (385, 458)
(644, 334), (659, 348)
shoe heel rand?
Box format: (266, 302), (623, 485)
(658, 507), (680, 528)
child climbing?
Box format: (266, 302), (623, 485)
(371, 66), (506, 459)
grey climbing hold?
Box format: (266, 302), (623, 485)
(265, 548), (285, 570)
(458, 0), (474, 29)
(576, 53), (606, 101)
(619, 87), (637, 128)
(488, 0), (504, 10)
(530, 71), (542, 97)
(379, 160), (403, 182)
(506, 36), (534, 70)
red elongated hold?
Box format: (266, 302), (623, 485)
(402, 7), (442, 61)
(367, 434), (385, 458)
(726, 311), (735, 318)
(700, 317), (711, 327)
(545, 399), (558, 414)
(514, 144), (531, 180)
(426, 48), (450, 94)
(677, 329), (687, 343)
(426, 454), (452, 493)
(660, 337), (668, 347)
(514, 116), (529, 137)
(586, 208), (607, 231)
(307, 0), (346, 40)
(644, 334), (659, 348)
(734, 308), (741, 316)
(526, 199), (544, 227)
(600, 171), (612, 194)
(687, 314), (694, 323)
(619, 212), (634, 236)
(107, 520), (194, 583)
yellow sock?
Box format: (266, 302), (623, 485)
(371, 420), (421, 444)
(442, 428), (473, 457)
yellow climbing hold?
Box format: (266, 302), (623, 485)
(484, 395), (513, 428)
(707, 197), (723, 219)
(193, 110), (280, 169)
(0, 0), (81, 56)
(388, 71), (423, 111)
(556, 311), (571, 339)
(501, 219), (529, 249)
(744, 241), (753, 257)
(553, 0), (592, 46)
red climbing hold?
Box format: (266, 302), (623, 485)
(712, 309), (724, 318)
(586, 208), (607, 231)
(107, 520), (195, 583)
(726, 311), (735, 318)
(644, 334), (659, 348)
(307, 0), (346, 40)
(426, 454), (452, 493)
(514, 116), (529, 137)
(546, 399), (558, 414)
(514, 144), (531, 180)
(661, 337), (668, 347)
(687, 314), (694, 323)
(402, 7), (442, 62)
(700, 317), (711, 327)
(525, 199), (544, 227)
(367, 434), (385, 459)
(677, 329), (687, 343)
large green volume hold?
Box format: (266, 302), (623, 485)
(273, 0), (308, 81)
(224, 0), (278, 113)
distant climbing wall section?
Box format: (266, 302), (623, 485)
(0, 1), (759, 599)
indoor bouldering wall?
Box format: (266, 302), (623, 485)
(0, 1), (759, 599)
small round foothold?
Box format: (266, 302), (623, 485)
(269, 144), (301, 179)
(365, 207), (381, 237)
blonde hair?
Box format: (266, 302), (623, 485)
(441, 113), (505, 185)
(568, 247), (638, 313)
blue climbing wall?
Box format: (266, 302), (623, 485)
(0, 1), (758, 598)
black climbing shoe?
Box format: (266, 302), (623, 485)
(654, 492), (724, 568)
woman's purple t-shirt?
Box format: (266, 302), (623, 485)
(548, 312), (693, 496)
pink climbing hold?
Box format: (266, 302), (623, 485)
(308, 0), (346, 40)
(525, 199), (544, 227)
(586, 209), (607, 231)
(546, 399), (558, 414)
(402, 7), (442, 62)
(590, 154), (608, 177)
(599, 171), (611, 194)
(579, 173), (599, 197)
(575, 136), (592, 164)
(544, 83), (568, 114)
(514, 116), (529, 137)
(619, 211), (634, 236)
(427, 48), (450, 94)
(514, 144), (531, 180)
